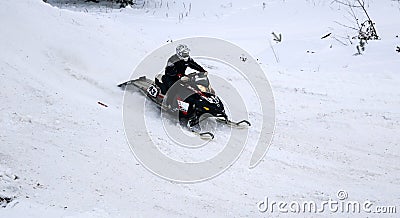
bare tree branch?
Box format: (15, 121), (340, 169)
(334, 21), (358, 31)
(332, 0), (362, 8)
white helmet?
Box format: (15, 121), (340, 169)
(176, 44), (190, 60)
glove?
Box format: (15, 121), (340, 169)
(180, 76), (189, 83)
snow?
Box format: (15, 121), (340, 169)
(1, 0), (399, 217)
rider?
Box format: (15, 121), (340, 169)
(162, 44), (207, 93)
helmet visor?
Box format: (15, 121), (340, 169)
(180, 51), (189, 60)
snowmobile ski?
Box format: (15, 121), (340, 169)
(216, 118), (251, 128)
(192, 130), (215, 140)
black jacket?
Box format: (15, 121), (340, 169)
(165, 54), (206, 78)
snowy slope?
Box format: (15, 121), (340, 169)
(1, 0), (400, 217)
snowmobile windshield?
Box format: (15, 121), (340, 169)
(194, 75), (210, 92)
(194, 76), (209, 87)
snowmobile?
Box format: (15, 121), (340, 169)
(118, 72), (251, 139)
